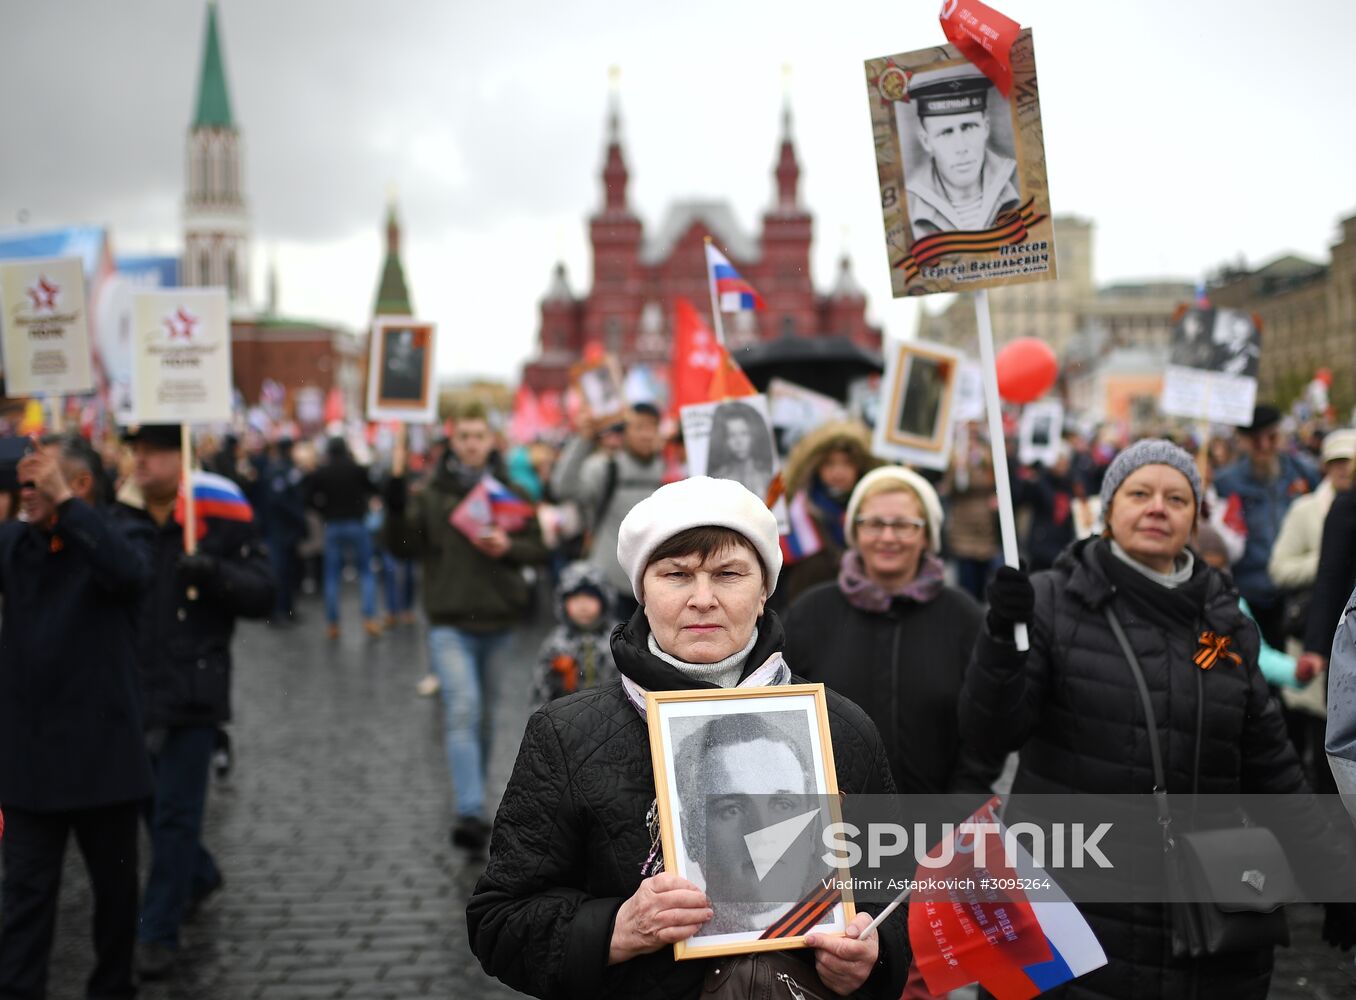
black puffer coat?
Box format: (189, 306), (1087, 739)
(960, 537), (1355, 1000)
(784, 580), (1002, 795)
(468, 610), (910, 1000)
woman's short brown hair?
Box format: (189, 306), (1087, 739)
(645, 526), (767, 586)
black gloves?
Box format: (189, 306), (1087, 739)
(985, 565), (1034, 637)
(177, 552), (220, 588)
(1324, 901), (1356, 952)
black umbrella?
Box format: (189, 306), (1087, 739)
(730, 334), (884, 402)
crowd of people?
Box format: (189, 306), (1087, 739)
(3, 392), (1356, 997)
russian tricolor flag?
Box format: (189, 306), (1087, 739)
(180, 471), (253, 523)
(483, 475), (535, 532)
(908, 797), (1107, 999)
(779, 492), (824, 564)
(705, 242), (765, 312)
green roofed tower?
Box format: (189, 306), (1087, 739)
(373, 196), (413, 316)
(182, 0), (251, 308)
(193, 1), (233, 129)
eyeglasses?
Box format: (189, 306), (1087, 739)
(854, 516), (926, 539)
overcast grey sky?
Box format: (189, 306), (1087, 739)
(3, 1), (1354, 381)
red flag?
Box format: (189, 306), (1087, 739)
(939, 0), (1022, 97)
(706, 344), (758, 402)
(669, 298), (723, 414)
(323, 386), (345, 424)
(507, 384), (543, 444)
(537, 389), (564, 431)
(907, 797), (1052, 997)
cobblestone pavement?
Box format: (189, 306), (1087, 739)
(20, 588), (1356, 998)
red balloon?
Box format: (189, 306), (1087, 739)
(995, 337), (1058, 404)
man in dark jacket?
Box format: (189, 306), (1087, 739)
(259, 437), (307, 625)
(112, 423), (275, 979)
(304, 436), (379, 637)
(1214, 404), (1321, 646)
(385, 403), (547, 851)
(0, 436), (154, 999)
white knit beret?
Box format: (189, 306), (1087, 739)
(616, 476), (783, 602)
(844, 465), (944, 551)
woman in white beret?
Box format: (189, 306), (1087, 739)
(469, 477), (908, 1000)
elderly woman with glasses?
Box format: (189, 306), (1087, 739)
(783, 466), (1004, 797)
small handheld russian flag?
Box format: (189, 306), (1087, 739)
(175, 470), (254, 544)
(705, 241), (766, 312)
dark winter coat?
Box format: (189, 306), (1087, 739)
(384, 459), (547, 632)
(467, 610), (910, 1000)
(113, 490), (275, 729)
(960, 537), (1355, 1000)
(0, 499), (155, 811)
(784, 581), (1002, 795)
(304, 459), (375, 523)
(1213, 453), (1320, 611)
(1303, 485), (1356, 655)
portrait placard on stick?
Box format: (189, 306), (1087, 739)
(130, 288), (231, 423)
(645, 685), (853, 960)
(571, 354), (626, 426)
(680, 394), (789, 530)
(366, 316), (437, 423)
(865, 29), (1055, 297)
(1017, 399), (1064, 467)
(1160, 307), (1260, 427)
(0, 256), (94, 396)
(872, 337), (962, 471)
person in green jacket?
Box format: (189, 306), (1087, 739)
(385, 402), (547, 851)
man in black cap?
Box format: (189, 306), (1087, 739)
(112, 424), (275, 980)
(903, 65), (1021, 239)
(0, 436), (153, 999)
(1214, 404), (1320, 646)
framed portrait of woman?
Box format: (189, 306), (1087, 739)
(679, 394), (789, 530)
(645, 684), (855, 960)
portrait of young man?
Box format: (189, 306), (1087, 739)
(671, 710), (824, 937)
(379, 327), (426, 403)
(898, 65), (1022, 240)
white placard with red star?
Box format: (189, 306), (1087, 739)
(0, 256), (94, 395)
(130, 288), (232, 423)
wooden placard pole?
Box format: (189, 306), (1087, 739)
(703, 236), (728, 348)
(974, 290), (1030, 652)
(180, 422), (197, 556)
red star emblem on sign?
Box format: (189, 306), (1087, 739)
(163, 307), (198, 341)
(26, 276), (59, 310)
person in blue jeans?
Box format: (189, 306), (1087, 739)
(305, 437), (380, 638)
(383, 403), (547, 851)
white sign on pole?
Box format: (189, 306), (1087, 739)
(130, 288), (232, 423)
(951, 361), (986, 424)
(872, 336), (962, 471)
(0, 256), (94, 395)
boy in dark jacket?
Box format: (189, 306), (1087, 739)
(532, 561), (618, 708)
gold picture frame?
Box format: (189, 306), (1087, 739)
(872, 337), (961, 471)
(644, 684), (855, 960)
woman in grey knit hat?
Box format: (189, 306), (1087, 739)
(959, 439), (1356, 999)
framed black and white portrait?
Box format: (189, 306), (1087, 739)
(866, 31), (1056, 297)
(571, 355), (626, 424)
(645, 685), (853, 960)
(872, 337), (961, 471)
(366, 316), (437, 423)
(679, 394), (789, 530)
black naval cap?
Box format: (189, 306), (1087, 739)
(121, 423), (182, 449)
(1243, 404), (1281, 435)
(908, 65), (992, 118)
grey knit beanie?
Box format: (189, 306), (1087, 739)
(1100, 439), (1203, 515)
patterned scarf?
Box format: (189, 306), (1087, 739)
(808, 479), (850, 549)
(837, 549), (946, 614)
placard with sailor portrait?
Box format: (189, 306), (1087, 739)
(866, 29), (1056, 296)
